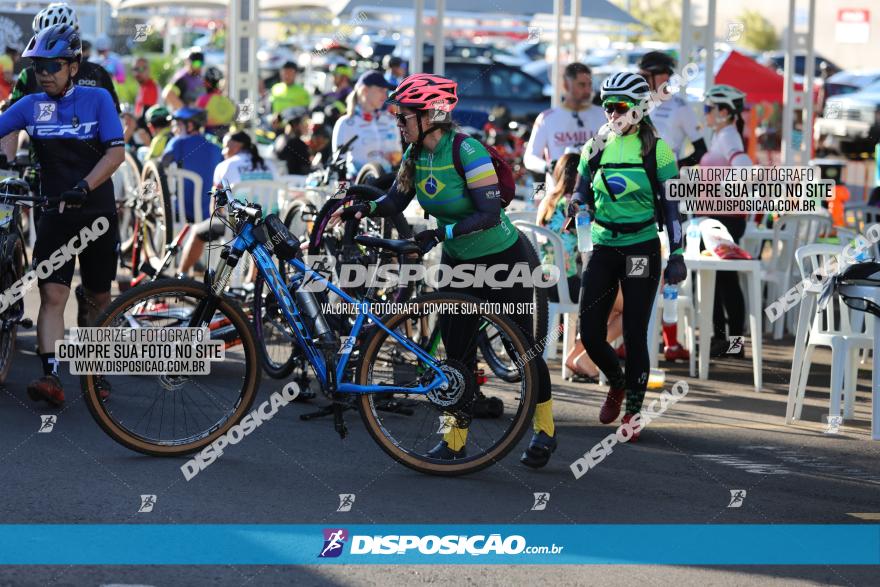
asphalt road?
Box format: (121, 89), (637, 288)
(0, 283), (878, 586)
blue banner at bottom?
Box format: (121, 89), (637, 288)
(0, 525), (878, 565)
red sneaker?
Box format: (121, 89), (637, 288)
(599, 386), (626, 424)
(621, 413), (642, 442)
(664, 344), (690, 362)
(27, 374), (65, 407)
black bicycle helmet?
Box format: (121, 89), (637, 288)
(204, 66), (223, 85)
(638, 51), (676, 75)
(838, 262), (880, 317)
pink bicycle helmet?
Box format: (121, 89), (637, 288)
(387, 73), (458, 112)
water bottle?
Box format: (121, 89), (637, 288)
(662, 284), (678, 324)
(685, 222), (701, 258)
(576, 211), (593, 252)
(294, 286), (336, 346)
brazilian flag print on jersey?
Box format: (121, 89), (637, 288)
(578, 132), (678, 247)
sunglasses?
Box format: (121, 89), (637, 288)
(396, 112), (418, 125)
(571, 111), (584, 128)
(603, 102), (632, 114)
(33, 60), (66, 75)
(704, 103), (718, 114)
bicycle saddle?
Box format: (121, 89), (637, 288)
(354, 235), (420, 256)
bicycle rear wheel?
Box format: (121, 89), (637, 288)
(355, 292), (538, 476)
(83, 278), (262, 456)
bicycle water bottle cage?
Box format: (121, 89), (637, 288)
(259, 214), (301, 261)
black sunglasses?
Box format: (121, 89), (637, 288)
(571, 111), (584, 128)
(396, 112), (417, 125)
(603, 102), (631, 114)
(33, 60), (67, 75)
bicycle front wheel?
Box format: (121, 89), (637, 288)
(83, 278), (262, 456)
(356, 292), (539, 476)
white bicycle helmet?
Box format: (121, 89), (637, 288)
(33, 2), (78, 34)
(600, 72), (650, 102)
(705, 84), (746, 113)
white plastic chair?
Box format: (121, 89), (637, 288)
(761, 213), (833, 339)
(512, 221), (579, 376)
(785, 243), (873, 424)
(506, 210), (540, 224)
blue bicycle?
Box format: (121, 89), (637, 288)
(85, 181), (539, 475)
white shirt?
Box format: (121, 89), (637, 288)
(703, 124), (752, 167)
(650, 94), (704, 161)
(524, 104), (606, 193)
(213, 152), (278, 186)
(332, 107), (402, 178)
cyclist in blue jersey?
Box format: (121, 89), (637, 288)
(0, 24), (124, 406)
(161, 107), (224, 276)
(161, 107), (223, 224)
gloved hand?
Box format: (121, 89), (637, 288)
(414, 227), (444, 254)
(59, 180), (89, 212)
(338, 200), (372, 222)
(664, 254), (687, 285)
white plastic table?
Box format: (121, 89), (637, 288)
(684, 254), (763, 392)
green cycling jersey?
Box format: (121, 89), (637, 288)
(577, 132), (678, 247)
(402, 131), (518, 260)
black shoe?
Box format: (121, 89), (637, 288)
(426, 441), (467, 460)
(520, 430), (557, 469)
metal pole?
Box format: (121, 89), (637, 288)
(801, 0), (817, 163)
(95, 0), (104, 36)
(552, 0), (563, 108)
(413, 0), (424, 74)
(572, 0), (581, 63)
(781, 0), (796, 165)
(679, 0), (691, 97)
(704, 0), (716, 90)
(434, 0), (445, 76)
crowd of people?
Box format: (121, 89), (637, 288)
(0, 2), (786, 470)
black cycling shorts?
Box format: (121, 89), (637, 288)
(33, 212), (119, 293)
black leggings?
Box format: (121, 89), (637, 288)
(439, 234), (552, 404)
(579, 238), (661, 414)
(710, 217), (746, 338)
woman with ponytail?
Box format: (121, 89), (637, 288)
(328, 73), (559, 469)
(701, 84), (751, 358)
(568, 72), (687, 441)
(176, 130), (277, 277)
(214, 130), (276, 185)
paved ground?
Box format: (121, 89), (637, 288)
(0, 280), (878, 586)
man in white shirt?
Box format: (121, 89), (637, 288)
(524, 62), (605, 195)
(638, 51), (707, 168)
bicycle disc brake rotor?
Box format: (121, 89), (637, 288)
(426, 359), (476, 411)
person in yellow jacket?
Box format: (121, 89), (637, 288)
(270, 61), (310, 114)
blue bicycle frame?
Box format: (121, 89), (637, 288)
(225, 221), (450, 395)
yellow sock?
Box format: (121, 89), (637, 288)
(533, 399), (555, 437)
(444, 426), (468, 452)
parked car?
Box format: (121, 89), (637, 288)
(814, 79), (880, 156)
(763, 52), (841, 79)
(423, 59), (549, 127)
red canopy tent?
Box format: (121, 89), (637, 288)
(714, 50), (785, 104)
